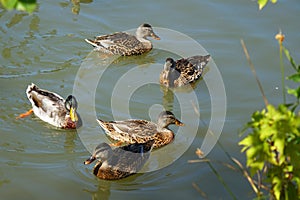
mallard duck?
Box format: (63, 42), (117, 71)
(85, 23), (160, 56)
(160, 55), (211, 88)
(16, 83), (81, 129)
(97, 111), (184, 149)
(84, 140), (155, 180)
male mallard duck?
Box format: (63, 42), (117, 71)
(17, 83), (81, 129)
(159, 55), (211, 88)
(85, 23), (160, 56)
(97, 111), (184, 149)
(84, 140), (155, 180)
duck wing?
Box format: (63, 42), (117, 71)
(110, 140), (154, 173)
(88, 32), (144, 55)
(186, 55), (210, 71)
(96, 32), (140, 47)
(175, 55), (210, 84)
(98, 119), (157, 143)
(26, 84), (66, 117)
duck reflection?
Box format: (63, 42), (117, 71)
(90, 51), (157, 67)
(84, 181), (111, 200)
(161, 87), (174, 111)
(64, 131), (78, 153)
(71, 0), (93, 15)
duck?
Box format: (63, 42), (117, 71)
(97, 111), (184, 149)
(84, 140), (155, 180)
(85, 23), (160, 56)
(16, 83), (81, 129)
(159, 55), (211, 88)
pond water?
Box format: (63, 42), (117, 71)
(1, 0), (300, 199)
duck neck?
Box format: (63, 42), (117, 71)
(136, 30), (145, 40)
(136, 32), (152, 47)
(157, 123), (173, 139)
(167, 68), (178, 88)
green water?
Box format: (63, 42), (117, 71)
(1, 0), (300, 199)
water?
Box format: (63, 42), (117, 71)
(1, 0), (300, 199)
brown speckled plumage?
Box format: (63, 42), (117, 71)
(160, 55), (210, 88)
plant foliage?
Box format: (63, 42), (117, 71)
(240, 104), (300, 199)
(240, 35), (300, 199)
(0, 0), (37, 13)
(284, 48), (300, 111)
(257, 0), (277, 10)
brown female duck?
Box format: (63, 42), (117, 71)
(160, 55), (210, 88)
(85, 23), (160, 56)
(97, 111), (184, 149)
(84, 140), (155, 180)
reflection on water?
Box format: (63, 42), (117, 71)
(161, 75), (206, 112)
(59, 0), (94, 15)
(64, 132), (78, 153)
(0, 10), (81, 79)
(85, 181), (111, 200)
(5, 13), (28, 28)
(161, 87), (174, 111)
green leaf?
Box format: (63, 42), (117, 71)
(258, 0), (268, 10)
(283, 47), (298, 71)
(257, 0), (277, 10)
(239, 137), (251, 151)
(0, 0), (36, 13)
(272, 176), (282, 200)
(273, 137), (285, 164)
(287, 87), (300, 98)
(1, 0), (18, 10)
(249, 161), (265, 175)
(16, 1), (36, 13)
(287, 74), (300, 82)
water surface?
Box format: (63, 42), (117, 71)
(1, 0), (300, 199)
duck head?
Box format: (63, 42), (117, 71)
(65, 95), (79, 122)
(157, 111), (184, 130)
(161, 58), (176, 87)
(84, 143), (112, 165)
(136, 23), (160, 40)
